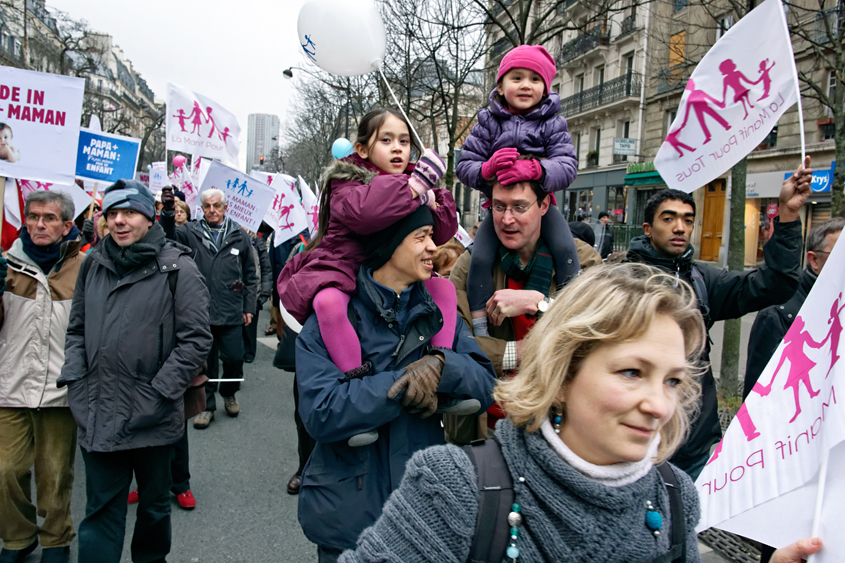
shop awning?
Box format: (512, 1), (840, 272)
(624, 171), (665, 186)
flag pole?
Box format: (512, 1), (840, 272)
(778, 0), (805, 163)
(0, 176), (5, 228)
(806, 450), (829, 563)
(88, 182), (99, 218)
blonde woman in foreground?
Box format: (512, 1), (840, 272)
(336, 263), (822, 563)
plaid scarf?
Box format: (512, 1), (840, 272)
(199, 216), (235, 252)
(499, 241), (553, 296)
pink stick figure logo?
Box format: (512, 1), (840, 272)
(824, 293), (845, 377)
(186, 102), (206, 136)
(206, 107), (218, 139)
(719, 59), (756, 120)
(753, 315), (827, 423)
(172, 109), (189, 133)
(308, 204), (318, 228)
(756, 59), (776, 101)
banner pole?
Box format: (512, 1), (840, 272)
(778, 0), (806, 163)
(376, 65), (425, 150)
(806, 450), (829, 563)
(88, 182), (99, 218)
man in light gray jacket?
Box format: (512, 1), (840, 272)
(0, 191), (83, 563)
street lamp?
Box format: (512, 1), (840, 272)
(283, 66), (351, 138)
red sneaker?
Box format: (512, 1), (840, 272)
(176, 490), (196, 510)
(127, 489), (139, 504)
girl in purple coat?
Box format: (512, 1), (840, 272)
(456, 45), (579, 336)
(278, 108), (458, 376)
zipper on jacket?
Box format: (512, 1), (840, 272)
(392, 334), (406, 358)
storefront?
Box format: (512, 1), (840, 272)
(744, 162), (833, 266)
(565, 168), (628, 223)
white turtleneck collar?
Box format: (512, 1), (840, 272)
(540, 418), (660, 487)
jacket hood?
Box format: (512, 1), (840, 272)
(319, 154), (380, 195)
(626, 235), (695, 276)
(7, 236), (82, 273)
(488, 88), (561, 121)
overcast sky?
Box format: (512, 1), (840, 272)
(48, 0), (314, 169)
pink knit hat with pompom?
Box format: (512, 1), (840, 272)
(497, 45), (557, 93)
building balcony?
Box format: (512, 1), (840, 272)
(84, 78), (122, 102)
(617, 14), (637, 38)
(656, 65), (688, 95)
(814, 5), (843, 43)
(558, 26), (611, 66)
(560, 72), (642, 116)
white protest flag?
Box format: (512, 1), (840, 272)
(696, 236), (845, 560)
(16, 179), (92, 219)
(654, 0), (799, 192)
(186, 158), (212, 207)
(298, 175), (319, 236)
(197, 161), (274, 232)
(166, 83), (240, 162)
(263, 173), (308, 246)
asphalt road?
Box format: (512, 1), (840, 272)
(6, 303), (743, 562)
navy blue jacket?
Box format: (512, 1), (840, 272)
(295, 267), (496, 551)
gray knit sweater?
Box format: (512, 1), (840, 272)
(339, 419), (701, 563)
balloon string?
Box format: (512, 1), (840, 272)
(377, 65), (425, 149)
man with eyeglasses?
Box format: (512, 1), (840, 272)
(160, 188), (257, 429)
(0, 190), (83, 563)
(449, 163), (562, 441)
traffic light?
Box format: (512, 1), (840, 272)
(260, 156), (264, 165)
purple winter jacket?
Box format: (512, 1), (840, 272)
(278, 153), (458, 324)
(456, 89), (578, 198)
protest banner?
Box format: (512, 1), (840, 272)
(75, 128), (141, 184)
(455, 224), (473, 248)
(166, 83), (240, 162)
(696, 236), (845, 561)
(654, 0), (802, 193)
(260, 173), (308, 246)
(186, 157), (211, 207)
(134, 171), (150, 187)
(0, 67), (84, 186)
(149, 162), (167, 193)
(197, 161), (274, 232)
(4, 179), (91, 233)
(299, 175), (319, 236)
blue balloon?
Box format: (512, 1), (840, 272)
(146, 164), (152, 170)
(332, 138), (353, 160)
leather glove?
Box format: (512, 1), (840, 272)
(0, 256), (6, 296)
(161, 186), (176, 213)
(82, 218), (95, 243)
(497, 158), (543, 186)
(387, 355), (444, 418)
(408, 149), (446, 199)
(481, 147), (519, 181)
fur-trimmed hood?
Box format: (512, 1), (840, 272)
(319, 153), (416, 194)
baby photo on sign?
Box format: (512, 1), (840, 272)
(0, 123), (21, 162)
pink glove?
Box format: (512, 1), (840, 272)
(481, 147), (520, 181)
(497, 159), (543, 186)
(409, 149), (446, 197)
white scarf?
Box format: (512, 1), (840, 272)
(540, 418), (660, 487)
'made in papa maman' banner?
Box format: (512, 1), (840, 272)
(0, 66), (84, 184)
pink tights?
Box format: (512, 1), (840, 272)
(314, 280), (458, 373)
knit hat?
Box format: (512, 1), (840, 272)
(568, 221), (595, 247)
(364, 205), (435, 271)
(102, 179), (156, 220)
(598, 211), (610, 220)
(497, 45), (557, 94)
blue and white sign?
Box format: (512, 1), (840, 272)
(75, 128), (141, 184)
(784, 161), (835, 193)
(197, 160), (275, 232)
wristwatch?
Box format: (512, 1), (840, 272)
(537, 296), (553, 314)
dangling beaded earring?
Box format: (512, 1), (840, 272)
(553, 408), (563, 434)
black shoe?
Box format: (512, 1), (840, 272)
(0, 539), (37, 563)
(287, 472), (302, 495)
(40, 546), (70, 563)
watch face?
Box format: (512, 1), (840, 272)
(538, 299), (549, 313)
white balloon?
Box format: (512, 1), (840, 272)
(297, 0), (386, 77)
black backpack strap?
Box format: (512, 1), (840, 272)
(653, 463), (686, 563)
(462, 438), (514, 563)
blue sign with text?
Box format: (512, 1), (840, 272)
(75, 128), (141, 183)
(783, 161), (836, 193)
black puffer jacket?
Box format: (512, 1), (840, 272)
(743, 268), (816, 400)
(58, 241), (212, 452)
(625, 217), (803, 476)
(160, 212), (257, 326)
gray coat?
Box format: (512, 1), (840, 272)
(58, 242), (212, 452)
(160, 212), (258, 326)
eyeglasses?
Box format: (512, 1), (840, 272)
(202, 203), (225, 211)
(491, 199), (538, 216)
